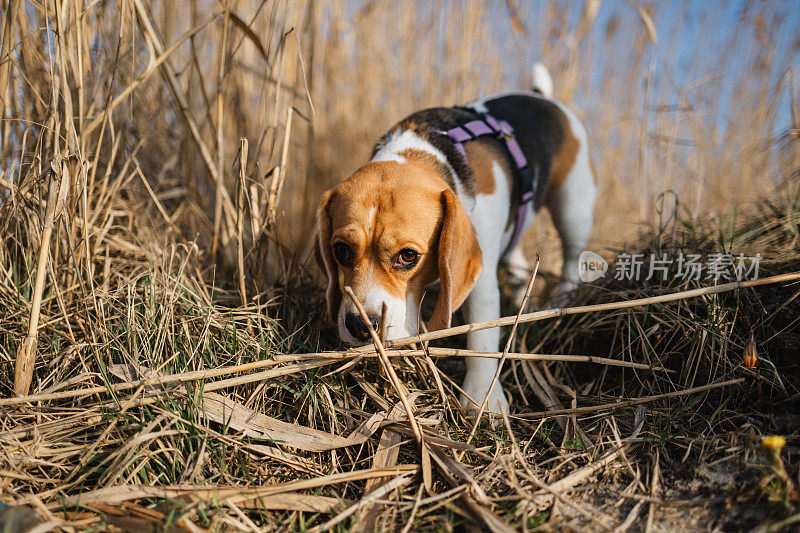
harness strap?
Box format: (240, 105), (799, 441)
(437, 113), (535, 255)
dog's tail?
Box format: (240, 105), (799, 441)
(531, 62), (553, 99)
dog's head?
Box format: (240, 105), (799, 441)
(316, 160), (482, 345)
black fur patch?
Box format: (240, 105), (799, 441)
(372, 93), (569, 211)
(468, 94), (568, 210)
(373, 107), (478, 196)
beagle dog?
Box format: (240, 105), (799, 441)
(316, 65), (596, 415)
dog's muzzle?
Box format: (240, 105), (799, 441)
(344, 312), (379, 342)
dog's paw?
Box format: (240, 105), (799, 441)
(459, 381), (509, 427)
(555, 280), (579, 296)
(542, 281), (579, 309)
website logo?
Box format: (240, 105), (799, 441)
(579, 251), (608, 282)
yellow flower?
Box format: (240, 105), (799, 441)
(762, 435), (789, 486)
(762, 436), (786, 451)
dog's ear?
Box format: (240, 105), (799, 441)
(429, 188), (483, 330)
(316, 189), (342, 322)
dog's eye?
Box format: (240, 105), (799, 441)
(394, 248), (419, 270)
(332, 242), (354, 267)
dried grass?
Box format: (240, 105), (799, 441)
(0, 1), (799, 531)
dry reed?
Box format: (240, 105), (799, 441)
(0, 1), (798, 531)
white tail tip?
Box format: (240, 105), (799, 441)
(531, 62), (553, 99)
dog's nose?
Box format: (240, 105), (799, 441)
(345, 312), (379, 342)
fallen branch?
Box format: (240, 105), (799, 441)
(0, 349), (674, 408)
(168, 272), (796, 380)
(9, 269), (782, 406)
(367, 272), (800, 349)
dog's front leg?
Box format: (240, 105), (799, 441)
(461, 264), (510, 415)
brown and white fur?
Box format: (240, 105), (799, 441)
(316, 65), (596, 415)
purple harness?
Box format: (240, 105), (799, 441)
(436, 112), (535, 255)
